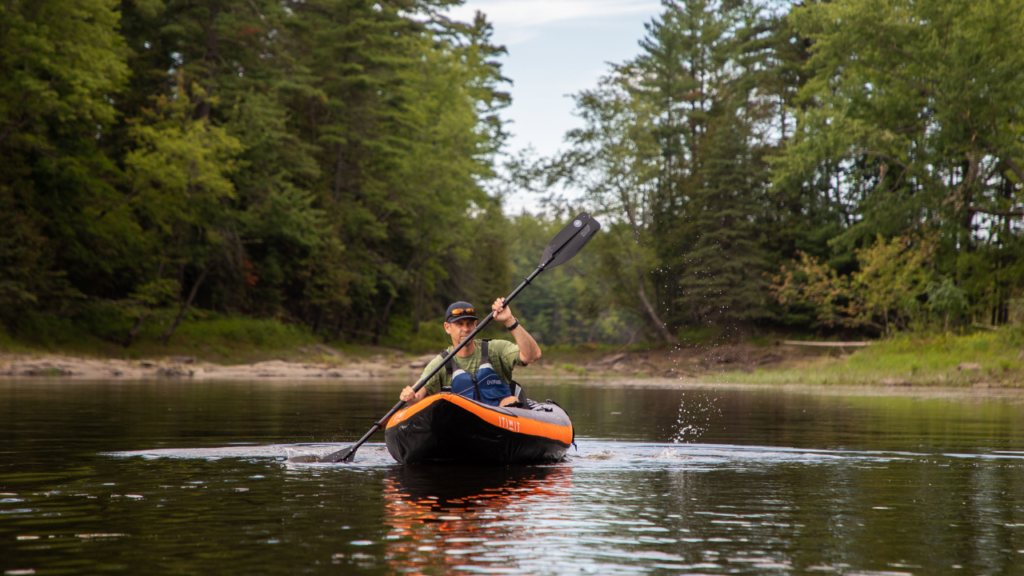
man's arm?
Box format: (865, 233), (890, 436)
(400, 357), (443, 405)
(491, 297), (541, 364)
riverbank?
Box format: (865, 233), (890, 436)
(0, 350), (426, 380)
(2, 327), (1023, 386)
(545, 330), (1024, 388)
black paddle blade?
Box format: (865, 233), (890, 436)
(318, 445), (357, 463)
(538, 212), (601, 269)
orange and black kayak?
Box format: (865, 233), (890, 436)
(384, 393), (573, 465)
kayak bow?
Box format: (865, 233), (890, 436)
(385, 393), (573, 466)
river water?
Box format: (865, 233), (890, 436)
(2, 379), (1024, 575)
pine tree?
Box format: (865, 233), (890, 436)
(626, 0), (776, 331)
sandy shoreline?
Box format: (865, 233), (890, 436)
(3, 347), (1021, 398)
(0, 353), (431, 381)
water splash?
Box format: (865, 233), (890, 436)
(671, 391), (721, 444)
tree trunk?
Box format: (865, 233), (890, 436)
(587, 311), (606, 343)
(312, 307), (324, 335)
(334, 316), (345, 342)
(334, 145), (346, 201)
(125, 312), (149, 348)
(638, 282), (678, 345)
(374, 249), (424, 342)
(374, 291), (398, 345)
(620, 326), (641, 349)
(161, 261), (213, 344)
(199, 2), (221, 119)
(412, 271), (423, 334)
(125, 261), (164, 347)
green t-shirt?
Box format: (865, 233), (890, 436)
(419, 339), (522, 396)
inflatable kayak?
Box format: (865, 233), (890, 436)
(385, 393), (573, 465)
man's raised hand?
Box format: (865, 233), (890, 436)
(492, 297), (514, 326)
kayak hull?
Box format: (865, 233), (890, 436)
(385, 393), (573, 466)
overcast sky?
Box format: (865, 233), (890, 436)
(443, 0), (663, 214)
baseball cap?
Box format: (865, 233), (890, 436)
(445, 301), (478, 323)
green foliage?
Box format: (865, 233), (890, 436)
(543, 76), (669, 342)
(775, 0), (1024, 328)
(3, 303), (318, 361)
(124, 81), (245, 278)
(772, 235), (936, 334)
(6, 0), (1024, 352)
(0, 0), (129, 150)
(164, 314), (315, 350)
(0, 0), (514, 348)
(927, 276), (968, 330)
(637, 0), (773, 329)
(537, 0), (795, 343)
(0, 0), (128, 317)
(677, 324), (722, 346)
(503, 214), (637, 346)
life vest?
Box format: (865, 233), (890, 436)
(439, 340), (524, 406)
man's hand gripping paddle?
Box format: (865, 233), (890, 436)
(309, 212), (601, 463)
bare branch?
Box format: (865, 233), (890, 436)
(965, 206), (1024, 218)
(858, 150), (941, 187)
(1001, 156), (1024, 186)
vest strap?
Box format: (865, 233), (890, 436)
(439, 349), (453, 377)
(442, 339), (489, 376)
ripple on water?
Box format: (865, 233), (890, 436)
(104, 440), (1024, 472)
(93, 439), (1024, 575)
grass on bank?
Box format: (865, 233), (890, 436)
(0, 306), (326, 364)
(715, 328), (1024, 386)
(0, 305), (517, 364)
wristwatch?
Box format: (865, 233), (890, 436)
(507, 318), (520, 332)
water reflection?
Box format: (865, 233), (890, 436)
(382, 465), (572, 574)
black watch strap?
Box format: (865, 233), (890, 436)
(507, 318), (520, 332)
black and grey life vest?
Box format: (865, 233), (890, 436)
(439, 340), (525, 406)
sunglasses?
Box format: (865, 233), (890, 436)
(449, 308), (475, 317)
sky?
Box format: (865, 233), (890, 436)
(442, 0), (663, 214)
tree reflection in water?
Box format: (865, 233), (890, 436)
(383, 465), (572, 573)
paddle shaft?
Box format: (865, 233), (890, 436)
(340, 264), (547, 457)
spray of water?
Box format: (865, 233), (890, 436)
(670, 391), (721, 444)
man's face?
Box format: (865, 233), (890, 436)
(445, 318), (477, 346)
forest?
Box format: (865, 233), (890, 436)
(3, 0), (1024, 352)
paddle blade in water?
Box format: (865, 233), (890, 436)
(318, 445), (358, 463)
(538, 212), (601, 269)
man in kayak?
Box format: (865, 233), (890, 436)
(399, 298), (542, 407)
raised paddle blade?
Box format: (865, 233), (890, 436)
(538, 212), (601, 270)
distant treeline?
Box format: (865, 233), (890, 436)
(3, 0), (1024, 350)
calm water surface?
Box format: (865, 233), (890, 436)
(2, 379), (1024, 575)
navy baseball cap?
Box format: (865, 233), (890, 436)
(445, 301), (478, 323)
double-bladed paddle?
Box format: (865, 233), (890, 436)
(312, 212), (601, 463)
